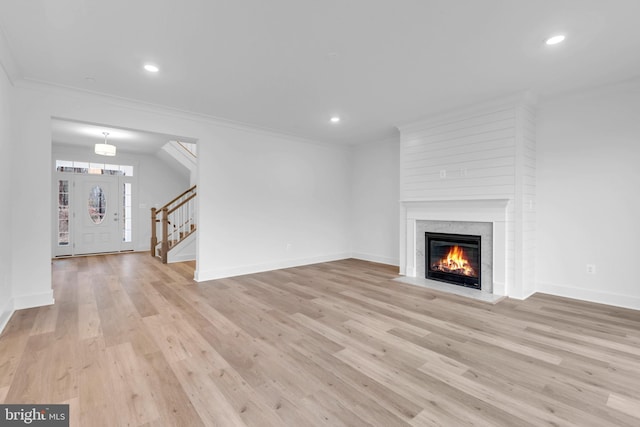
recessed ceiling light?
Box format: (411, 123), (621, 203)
(545, 34), (566, 45)
(330, 116), (341, 123)
(144, 64), (159, 73)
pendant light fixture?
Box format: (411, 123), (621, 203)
(95, 131), (116, 156)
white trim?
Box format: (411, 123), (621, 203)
(52, 161), (139, 256)
(351, 252), (399, 267)
(0, 298), (15, 335)
(167, 253), (196, 263)
(349, 135), (400, 148)
(537, 281), (640, 311)
(400, 199), (510, 296)
(13, 291), (55, 310)
(1, 293), (55, 334)
(511, 288), (536, 301)
(195, 253), (351, 282)
(0, 29), (19, 83)
(19, 80), (341, 148)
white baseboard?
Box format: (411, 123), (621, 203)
(1, 290), (54, 335)
(537, 281), (640, 310)
(0, 298), (14, 335)
(194, 253), (351, 282)
(167, 252), (196, 263)
(351, 252), (399, 267)
(13, 291), (55, 310)
(506, 288), (536, 301)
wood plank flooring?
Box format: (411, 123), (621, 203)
(1, 253), (640, 426)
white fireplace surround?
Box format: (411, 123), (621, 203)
(400, 199), (510, 297)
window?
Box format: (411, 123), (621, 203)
(57, 180), (70, 246)
(56, 160), (134, 176)
(123, 183), (132, 242)
(88, 186), (107, 224)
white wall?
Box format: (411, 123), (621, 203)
(0, 64), (14, 330)
(195, 126), (352, 280)
(7, 82), (353, 310)
(536, 78), (640, 310)
(350, 137), (400, 266)
(51, 144), (190, 253)
(397, 96), (536, 299)
(9, 82), (212, 314)
(7, 68), (639, 319)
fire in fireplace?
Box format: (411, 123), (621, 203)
(426, 232), (481, 289)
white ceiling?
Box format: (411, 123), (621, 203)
(2, 0), (640, 145)
(50, 119), (189, 154)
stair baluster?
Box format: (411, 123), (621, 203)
(151, 185), (197, 263)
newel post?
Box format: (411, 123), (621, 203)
(161, 207), (169, 264)
(150, 207), (158, 256)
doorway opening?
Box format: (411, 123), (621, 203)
(54, 160), (135, 256)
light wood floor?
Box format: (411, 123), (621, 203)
(1, 254), (640, 426)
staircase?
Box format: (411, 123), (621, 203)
(151, 185), (197, 263)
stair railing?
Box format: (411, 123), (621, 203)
(151, 185), (197, 263)
(176, 141), (197, 158)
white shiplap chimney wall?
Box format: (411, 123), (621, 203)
(398, 94), (536, 299)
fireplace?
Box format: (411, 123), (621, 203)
(426, 232), (481, 289)
(401, 202), (503, 295)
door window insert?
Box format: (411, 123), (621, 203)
(88, 186), (107, 224)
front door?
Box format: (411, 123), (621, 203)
(73, 174), (122, 254)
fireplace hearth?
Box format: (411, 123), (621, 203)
(426, 232), (481, 289)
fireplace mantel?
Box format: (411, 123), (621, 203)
(398, 96), (535, 300)
(400, 198), (510, 296)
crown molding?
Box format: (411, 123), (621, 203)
(0, 27), (21, 84)
(349, 131), (400, 148)
(14, 78), (345, 150)
(539, 75), (640, 105)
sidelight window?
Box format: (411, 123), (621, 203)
(57, 179), (70, 246)
(123, 183), (132, 242)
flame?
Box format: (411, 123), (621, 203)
(432, 245), (476, 277)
